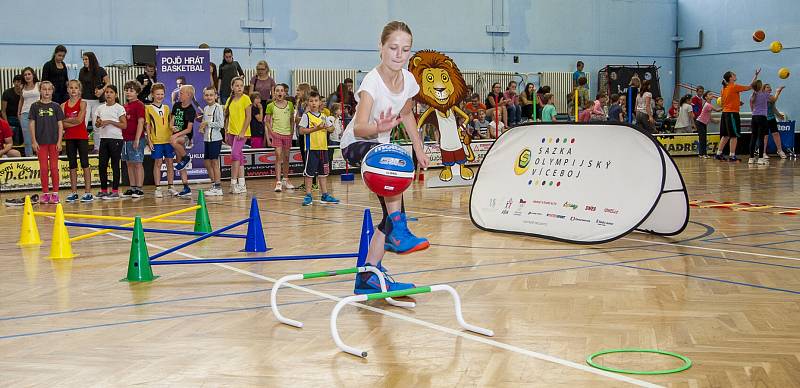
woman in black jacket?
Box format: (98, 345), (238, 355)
(42, 45), (69, 104)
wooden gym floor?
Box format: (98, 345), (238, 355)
(1, 157), (800, 387)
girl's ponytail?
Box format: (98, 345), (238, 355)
(722, 71), (734, 87)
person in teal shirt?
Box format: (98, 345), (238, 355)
(541, 93), (558, 122)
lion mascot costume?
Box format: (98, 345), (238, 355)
(408, 50), (475, 182)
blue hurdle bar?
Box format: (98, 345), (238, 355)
(150, 252), (358, 265)
(63, 221), (247, 239)
(149, 218), (250, 261)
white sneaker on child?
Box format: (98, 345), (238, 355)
(206, 187), (223, 196)
(282, 179), (295, 190)
(274, 181), (282, 192)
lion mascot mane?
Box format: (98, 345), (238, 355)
(408, 50), (475, 181)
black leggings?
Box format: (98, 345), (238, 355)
(750, 115), (768, 158)
(98, 138), (123, 190)
(696, 120), (708, 156)
(65, 139), (90, 169)
(344, 141), (407, 234)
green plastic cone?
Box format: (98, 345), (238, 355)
(194, 190), (212, 233)
(122, 217), (158, 282)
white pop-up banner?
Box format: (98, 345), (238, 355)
(469, 123), (688, 244)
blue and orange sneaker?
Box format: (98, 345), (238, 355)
(353, 262), (415, 295)
(384, 211), (429, 254)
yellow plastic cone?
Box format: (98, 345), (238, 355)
(49, 204), (76, 259)
(17, 196), (42, 246)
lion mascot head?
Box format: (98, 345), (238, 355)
(408, 50), (468, 113)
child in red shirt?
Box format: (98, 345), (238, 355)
(62, 80), (93, 202)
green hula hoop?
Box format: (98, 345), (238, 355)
(586, 348), (692, 375)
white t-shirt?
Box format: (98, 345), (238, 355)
(339, 67), (420, 149)
(20, 83), (41, 116)
(329, 117), (344, 142)
(675, 103), (693, 129)
(635, 92), (652, 114)
(94, 103), (126, 139)
(489, 120), (506, 134)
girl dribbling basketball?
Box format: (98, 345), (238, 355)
(339, 21), (430, 294)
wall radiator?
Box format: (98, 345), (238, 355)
(0, 67), (39, 93)
(462, 71), (519, 100)
(0, 66), (539, 108)
(0, 66), (277, 96)
(539, 71), (589, 114)
(292, 68), (359, 100)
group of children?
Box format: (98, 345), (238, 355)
(19, 73), (342, 206)
(713, 68), (787, 163)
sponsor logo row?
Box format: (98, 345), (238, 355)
(489, 197), (620, 215)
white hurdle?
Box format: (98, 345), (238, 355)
(271, 266), (415, 328)
(330, 284), (494, 357)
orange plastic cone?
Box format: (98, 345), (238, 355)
(17, 195), (42, 246)
(48, 204), (76, 259)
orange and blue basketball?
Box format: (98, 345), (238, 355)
(361, 144), (415, 197)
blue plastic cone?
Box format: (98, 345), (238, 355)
(242, 196), (269, 252)
(356, 209), (374, 266)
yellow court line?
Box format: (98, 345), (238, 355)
(70, 205), (200, 242)
(698, 204), (737, 209)
(33, 211), (194, 225)
(734, 206), (774, 212)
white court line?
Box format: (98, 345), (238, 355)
(101, 230), (662, 388)
(304, 196), (800, 262)
(620, 237), (800, 262)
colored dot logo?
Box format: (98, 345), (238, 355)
(531, 180), (561, 189)
(570, 138), (575, 144)
(563, 138), (568, 143)
(541, 138), (546, 143)
(556, 138), (560, 143)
